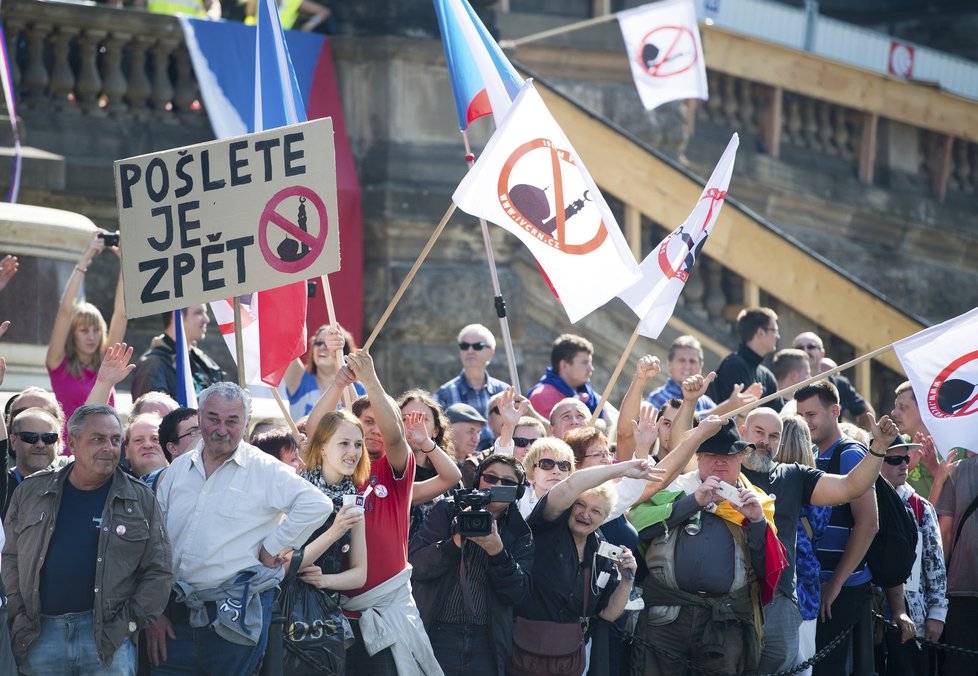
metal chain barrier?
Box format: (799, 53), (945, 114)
(872, 611), (978, 658)
(613, 616), (857, 676)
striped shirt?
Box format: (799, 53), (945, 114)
(815, 438), (872, 587)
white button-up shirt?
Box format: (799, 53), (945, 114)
(157, 440), (332, 589)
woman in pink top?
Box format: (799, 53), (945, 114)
(45, 232), (127, 453)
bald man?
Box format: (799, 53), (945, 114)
(739, 407), (893, 673)
(792, 332), (875, 430)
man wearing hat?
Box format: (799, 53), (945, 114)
(629, 421), (788, 676)
(445, 403), (487, 463)
(878, 434), (947, 675)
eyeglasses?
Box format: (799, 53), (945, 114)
(176, 427), (202, 441)
(535, 458), (572, 472)
(458, 341), (488, 351)
(513, 436), (537, 448)
(797, 344), (820, 351)
(583, 449), (614, 460)
(883, 455), (911, 466)
(481, 473), (520, 487)
(15, 431), (58, 445)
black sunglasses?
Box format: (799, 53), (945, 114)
(458, 341), (488, 351)
(312, 339), (328, 348)
(513, 436), (536, 448)
(883, 455), (911, 466)
(481, 473), (519, 487)
(535, 458), (572, 472)
(16, 431), (59, 445)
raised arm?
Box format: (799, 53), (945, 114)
(47, 233), (103, 370)
(305, 364), (354, 434)
(810, 413), (893, 506)
(616, 355), (659, 460)
(710, 382), (761, 418)
(106, 249), (128, 346)
(345, 349), (411, 475)
(541, 459), (660, 522)
(672, 372), (714, 442)
(86, 343), (136, 406)
(407, 412), (462, 503)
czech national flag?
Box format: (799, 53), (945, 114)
(433, 0), (524, 130)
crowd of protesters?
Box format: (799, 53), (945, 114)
(0, 242), (975, 676)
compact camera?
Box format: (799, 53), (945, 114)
(597, 541), (623, 560)
(451, 485), (518, 537)
(98, 232), (120, 246)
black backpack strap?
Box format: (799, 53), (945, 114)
(953, 493), (978, 557)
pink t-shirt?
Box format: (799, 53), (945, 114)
(347, 451), (415, 599)
(48, 357), (115, 455)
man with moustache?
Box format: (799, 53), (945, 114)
(738, 405), (896, 673)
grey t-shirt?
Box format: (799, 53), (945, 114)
(743, 463), (824, 599)
(935, 455), (978, 597)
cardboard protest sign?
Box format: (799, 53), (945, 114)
(114, 118), (339, 318)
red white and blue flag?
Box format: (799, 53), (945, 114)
(433, 0), (524, 130)
(173, 310), (198, 408)
(179, 3), (363, 384)
(619, 133), (738, 338)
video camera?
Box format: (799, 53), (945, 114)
(451, 486), (518, 537)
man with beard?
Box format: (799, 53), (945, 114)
(738, 405), (898, 673)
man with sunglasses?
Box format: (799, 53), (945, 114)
(434, 324), (510, 447)
(3, 408), (65, 519)
(410, 454), (534, 676)
(877, 434), (946, 675)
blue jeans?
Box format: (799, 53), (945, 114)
(428, 622), (495, 676)
(19, 611), (136, 676)
(150, 589), (275, 676)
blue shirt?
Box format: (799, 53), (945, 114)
(815, 438), (872, 586)
(40, 477), (112, 615)
(433, 370), (509, 445)
(284, 371), (366, 420)
(796, 503), (831, 621)
(647, 378), (716, 418)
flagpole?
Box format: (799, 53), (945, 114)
(724, 342), (895, 420)
(232, 296), (246, 389)
(462, 130), (522, 394)
(321, 273), (355, 408)
(589, 323), (642, 426)
(271, 388), (303, 440)
(499, 12), (624, 49)
(362, 202), (458, 351)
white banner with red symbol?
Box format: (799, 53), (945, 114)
(893, 306), (978, 455)
(619, 133), (738, 339)
(452, 81), (641, 323)
(617, 0), (708, 111)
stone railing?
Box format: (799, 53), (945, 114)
(2, 0), (203, 123)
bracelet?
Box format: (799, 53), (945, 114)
(75, 265), (88, 274)
(421, 440), (437, 454)
(868, 448), (886, 458)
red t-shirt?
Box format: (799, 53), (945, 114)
(348, 451), (415, 598)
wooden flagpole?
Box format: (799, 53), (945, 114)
(271, 388), (302, 439)
(232, 297), (246, 389)
(321, 273), (354, 408)
(362, 202), (458, 351)
(724, 342), (895, 420)
(589, 323), (642, 426)
(500, 12), (623, 49)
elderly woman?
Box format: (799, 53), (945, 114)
(509, 459), (661, 676)
(516, 438), (576, 518)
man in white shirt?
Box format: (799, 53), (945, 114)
(147, 381), (332, 675)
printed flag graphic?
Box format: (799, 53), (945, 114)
(173, 309), (198, 408)
(619, 133), (738, 338)
(454, 81), (642, 323)
(618, 0), (708, 111)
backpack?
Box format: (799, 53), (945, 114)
(826, 441), (918, 588)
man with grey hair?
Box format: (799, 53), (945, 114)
(3, 404), (173, 674)
(147, 381), (332, 675)
(792, 331), (875, 430)
(2, 407), (66, 518)
(434, 323), (510, 446)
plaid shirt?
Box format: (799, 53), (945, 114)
(433, 370), (509, 445)
(647, 377), (716, 417)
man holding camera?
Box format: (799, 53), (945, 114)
(409, 454), (534, 676)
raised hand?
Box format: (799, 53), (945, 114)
(867, 413), (899, 455)
(634, 355), (660, 381)
(97, 342), (136, 385)
(632, 403), (660, 452)
(696, 414), (725, 439)
(916, 432), (942, 476)
(0, 255), (18, 292)
(619, 458), (664, 482)
(324, 325), (346, 353)
(344, 349), (377, 384)
(498, 387), (527, 429)
(403, 410), (431, 451)
(682, 371), (716, 402)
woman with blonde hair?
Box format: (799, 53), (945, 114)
(46, 232), (126, 450)
(517, 438), (576, 517)
(780, 414), (829, 676)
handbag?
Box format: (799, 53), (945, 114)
(506, 568), (590, 676)
(280, 547), (350, 676)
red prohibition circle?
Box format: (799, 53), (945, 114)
(927, 350), (978, 418)
(497, 138), (608, 256)
(637, 25), (698, 78)
(258, 185), (328, 274)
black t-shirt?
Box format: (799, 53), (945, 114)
(743, 463), (824, 599)
(517, 494), (615, 623)
(40, 478), (112, 615)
